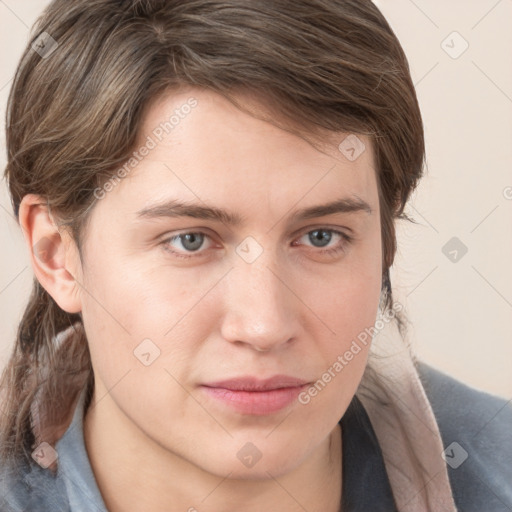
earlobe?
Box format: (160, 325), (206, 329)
(18, 194), (83, 314)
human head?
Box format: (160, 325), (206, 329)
(1, 0), (424, 477)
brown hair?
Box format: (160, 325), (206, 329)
(1, 0), (423, 475)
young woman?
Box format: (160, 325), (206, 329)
(1, 1), (510, 511)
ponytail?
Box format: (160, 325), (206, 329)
(0, 278), (93, 474)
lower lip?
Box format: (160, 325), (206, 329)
(200, 385), (309, 415)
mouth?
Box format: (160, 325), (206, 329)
(200, 375), (311, 415)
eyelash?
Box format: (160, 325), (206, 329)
(160, 228), (353, 260)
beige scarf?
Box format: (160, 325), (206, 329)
(356, 315), (458, 511)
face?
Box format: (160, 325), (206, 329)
(76, 87), (382, 478)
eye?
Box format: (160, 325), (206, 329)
(293, 228), (353, 257)
(161, 228), (353, 260)
(161, 231), (213, 259)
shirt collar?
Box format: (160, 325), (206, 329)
(340, 394), (398, 511)
(55, 386), (109, 511)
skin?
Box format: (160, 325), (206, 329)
(20, 87), (382, 512)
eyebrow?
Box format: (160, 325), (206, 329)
(135, 196), (373, 226)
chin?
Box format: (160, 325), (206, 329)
(198, 439), (307, 480)
(217, 457), (299, 480)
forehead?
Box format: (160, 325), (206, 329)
(138, 86), (375, 168)
(97, 87), (379, 222)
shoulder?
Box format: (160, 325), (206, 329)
(0, 458), (69, 512)
(416, 360), (512, 511)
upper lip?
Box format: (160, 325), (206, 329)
(202, 375), (310, 391)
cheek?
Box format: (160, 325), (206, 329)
(299, 268), (381, 422)
(79, 250), (213, 388)
(307, 235), (382, 338)
(307, 236), (382, 382)
(80, 249), (174, 336)
(78, 254), (154, 380)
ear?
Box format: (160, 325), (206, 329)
(18, 194), (83, 314)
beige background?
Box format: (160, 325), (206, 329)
(1, 1), (511, 398)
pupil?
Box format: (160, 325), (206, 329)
(181, 233), (203, 251)
(310, 230), (331, 247)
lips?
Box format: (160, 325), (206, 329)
(202, 375), (309, 391)
(200, 375), (310, 415)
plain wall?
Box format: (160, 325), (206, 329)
(1, 0), (511, 398)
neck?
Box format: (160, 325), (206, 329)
(83, 389), (343, 512)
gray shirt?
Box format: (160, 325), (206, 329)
(1, 361), (511, 511)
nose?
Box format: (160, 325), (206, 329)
(220, 256), (298, 353)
